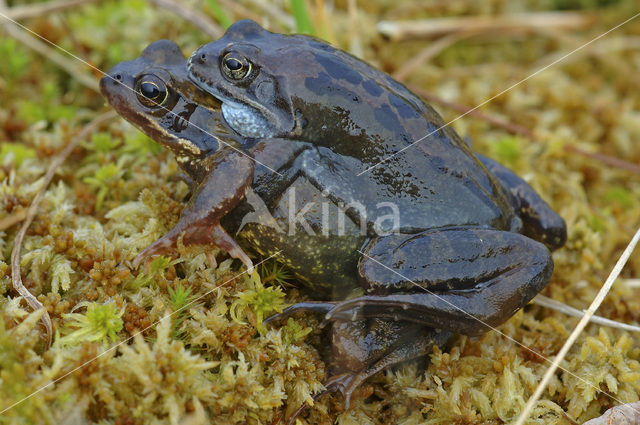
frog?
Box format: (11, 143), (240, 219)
(102, 28), (566, 419)
(100, 39), (259, 271)
(186, 19), (567, 411)
(100, 39), (364, 287)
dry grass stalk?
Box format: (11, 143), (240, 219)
(393, 31), (475, 81)
(7, 0), (101, 20)
(10, 111), (116, 348)
(0, 9), (99, 91)
(239, 0), (294, 29)
(148, 0), (222, 40)
(534, 35), (640, 68)
(0, 208), (27, 232)
(533, 295), (640, 333)
(378, 12), (594, 41)
(408, 85), (640, 175)
(514, 226), (640, 425)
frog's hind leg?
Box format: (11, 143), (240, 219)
(325, 227), (553, 336)
(264, 302), (335, 326)
(283, 321), (450, 425)
(477, 154), (566, 250)
(325, 325), (451, 410)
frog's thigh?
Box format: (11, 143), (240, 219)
(477, 154), (566, 250)
(339, 227), (553, 336)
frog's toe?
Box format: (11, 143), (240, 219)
(263, 302), (336, 327)
(325, 373), (360, 409)
(132, 237), (176, 268)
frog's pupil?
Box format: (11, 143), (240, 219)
(141, 82), (159, 99)
(226, 58), (243, 71)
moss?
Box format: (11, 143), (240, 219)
(230, 273), (286, 333)
(1, 0), (640, 423)
(0, 143), (36, 168)
(59, 302), (124, 346)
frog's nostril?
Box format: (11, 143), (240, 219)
(198, 53), (207, 64)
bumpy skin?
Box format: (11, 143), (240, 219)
(187, 20), (567, 416)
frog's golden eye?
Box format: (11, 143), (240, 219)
(135, 75), (169, 108)
(221, 53), (251, 81)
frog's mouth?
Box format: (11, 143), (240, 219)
(187, 65), (276, 139)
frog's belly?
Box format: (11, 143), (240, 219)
(224, 176), (366, 299)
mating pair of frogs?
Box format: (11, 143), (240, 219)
(100, 20), (566, 414)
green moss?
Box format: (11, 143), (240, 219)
(167, 282), (198, 338)
(0, 38), (30, 82)
(489, 135), (524, 168)
(59, 302), (124, 346)
(230, 273), (286, 333)
(0, 143), (36, 168)
(82, 163), (125, 210)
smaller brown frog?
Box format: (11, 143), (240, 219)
(100, 39), (256, 270)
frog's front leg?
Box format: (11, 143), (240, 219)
(133, 147), (254, 270)
(477, 154), (567, 251)
(324, 227), (553, 336)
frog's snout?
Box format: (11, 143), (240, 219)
(195, 51), (208, 65)
(99, 72), (119, 95)
(100, 64), (133, 101)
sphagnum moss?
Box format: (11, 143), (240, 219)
(2, 1), (640, 424)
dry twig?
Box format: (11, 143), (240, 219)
(514, 226), (640, 425)
(378, 12), (594, 41)
(11, 111), (117, 348)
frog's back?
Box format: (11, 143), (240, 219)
(194, 22), (520, 232)
(275, 37), (518, 232)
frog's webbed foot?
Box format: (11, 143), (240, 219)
(327, 227), (553, 336)
(132, 222), (253, 270)
(477, 154), (567, 251)
(327, 328), (451, 409)
(283, 325), (451, 425)
(133, 148), (255, 271)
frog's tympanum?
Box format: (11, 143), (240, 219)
(102, 22), (567, 421)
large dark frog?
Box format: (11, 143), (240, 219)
(186, 18), (566, 407)
(102, 29), (566, 419)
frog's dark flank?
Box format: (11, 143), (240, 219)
(101, 21), (567, 423)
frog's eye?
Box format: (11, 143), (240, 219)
(135, 75), (169, 108)
(221, 53), (251, 81)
